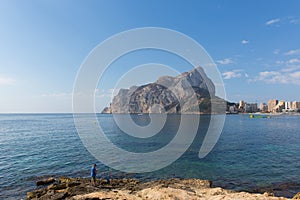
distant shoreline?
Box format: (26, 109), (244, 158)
(239, 112), (300, 116)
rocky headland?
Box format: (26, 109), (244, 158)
(102, 66), (227, 114)
(27, 177), (300, 200)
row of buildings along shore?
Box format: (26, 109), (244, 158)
(228, 100), (300, 114)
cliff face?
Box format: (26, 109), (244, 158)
(102, 66), (224, 114)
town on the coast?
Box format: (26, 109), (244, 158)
(227, 99), (300, 114)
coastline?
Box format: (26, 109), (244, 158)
(27, 177), (299, 200)
(99, 112), (300, 116)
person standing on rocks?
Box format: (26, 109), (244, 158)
(90, 164), (97, 186)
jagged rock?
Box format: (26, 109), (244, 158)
(27, 191), (38, 199)
(27, 188), (47, 199)
(27, 177), (294, 200)
(264, 191), (275, 197)
(58, 177), (71, 183)
(67, 181), (81, 187)
(36, 177), (55, 186)
(37, 191), (69, 200)
(47, 183), (67, 190)
(102, 66), (226, 114)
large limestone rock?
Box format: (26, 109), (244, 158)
(102, 66), (225, 114)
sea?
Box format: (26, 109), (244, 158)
(0, 113), (299, 199)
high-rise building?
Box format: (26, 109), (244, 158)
(285, 101), (293, 110)
(239, 100), (245, 111)
(292, 101), (300, 109)
(244, 103), (258, 113)
(260, 103), (268, 112)
(268, 99), (278, 112)
(274, 100), (285, 112)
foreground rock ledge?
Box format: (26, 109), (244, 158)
(28, 177), (296, 200)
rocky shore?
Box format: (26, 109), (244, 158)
(27, 177), (300, 200)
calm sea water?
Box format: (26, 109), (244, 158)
(0, 114), (299, 199)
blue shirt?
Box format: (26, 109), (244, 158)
(91, 167), (96, 177)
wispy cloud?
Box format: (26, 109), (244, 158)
(284, 49), (300, 56)
(40, 92), (72, 98)
(222, 70), (243, 79)
(241, 40), (249, 44)
(288, 16), (300, 24)
(286, 58), (300, 64)
(265, 18), (280, 26)
(276, 58), (300, 66)
(0, 76), (16, 86)
(256, 71), (284, 83)
(216, 58), (233, 65)
(289, 19), (300, 24)
(273, 49), (280, 54)
(95, 88), (119, 98)
(254, 65), (300, 85)
(281, 65), (300, 72)
(265, 16), (300, 27)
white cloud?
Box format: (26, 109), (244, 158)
(222, 70), (242, 79)
(275, 59), (300, 66)
(257, 71), (284, 83)
(281, 65), (300, 72)
(289, 71), (300, 78)
(286, 58), (300, 64)
(0, 76), (16, 86)
(216, 58), (233, 65)
(265, 18), (280, 26)
(255, 69), (300, 85)
(284, 49), (300, 56)
(265, 17), (299, 27)
(241, 40), (249, 44)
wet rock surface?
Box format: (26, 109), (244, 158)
(27, 177), (297, 200)
(36, 177), (55, 186)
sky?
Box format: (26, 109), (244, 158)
(1, 0), (300, 113)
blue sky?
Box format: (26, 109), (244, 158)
(1, 0), (300, 113)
